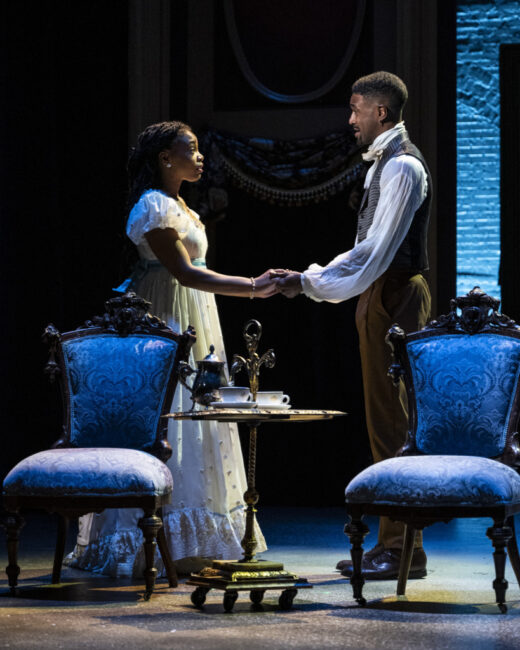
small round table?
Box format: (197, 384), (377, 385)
(165, 408), (346, 612)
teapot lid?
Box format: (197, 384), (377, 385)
(202, 344), (221, 362)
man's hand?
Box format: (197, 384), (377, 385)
(273, 271), (302, 298)
(269, 268), (290, 279)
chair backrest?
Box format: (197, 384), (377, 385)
(387, 288), (520, 464)
(44, 292), (195, 460)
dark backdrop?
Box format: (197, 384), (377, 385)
(2, 1), (129, 481)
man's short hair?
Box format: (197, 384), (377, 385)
(352, 71), (408, 122)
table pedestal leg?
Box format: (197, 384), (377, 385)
(241, 423), (260, 563)
(187, 422), (312, 612)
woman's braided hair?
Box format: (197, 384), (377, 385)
(127, 120), (191, 213)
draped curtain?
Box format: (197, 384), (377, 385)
(193, 128), (366, 220)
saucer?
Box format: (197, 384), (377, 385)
(257, 403), (291, 410)
(210, 401), (258, 409)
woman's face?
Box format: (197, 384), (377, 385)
(163, 130), (204, 183)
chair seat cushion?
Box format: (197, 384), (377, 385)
(345, 455), (520, 507)
(3, 448), (173, 498)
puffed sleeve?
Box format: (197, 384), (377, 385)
(126, 190), (189, 245)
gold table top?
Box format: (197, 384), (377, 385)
(164, 408), (346, 423)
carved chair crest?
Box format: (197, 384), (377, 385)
(42, 293), (176, 380)
(82, 292), (172, 336)
(430, 286), (518, 334)
(387, 287), (520, 383)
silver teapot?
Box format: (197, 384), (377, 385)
(178, 345), (229, 407)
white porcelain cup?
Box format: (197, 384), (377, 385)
(255, 391), (290, 406)
(218, 386), (252, 403)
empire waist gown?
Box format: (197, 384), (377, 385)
(66, 189), (266, 576)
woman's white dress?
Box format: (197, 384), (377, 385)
(67, 189), (266, 577)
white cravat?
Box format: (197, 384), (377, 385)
(362, 122), (407, 188)
(362, 148), (384, 163)
(300, 123), (428, 303)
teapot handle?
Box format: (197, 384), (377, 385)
(177, 360), (196, 394)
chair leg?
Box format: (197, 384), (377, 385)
(505, 515), (520, 585)
(52, 515), (69, 584)
(397, 525), (416, 596)
(138, 511), (162, 600)
(5, 512), (24, 594)
(157, 521), (178, 588)
(486, 518), (513, 613)
(344, 515), (370, 606)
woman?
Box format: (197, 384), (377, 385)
(67, 121), (275, 576)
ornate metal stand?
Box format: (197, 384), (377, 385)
(168, 320), (345, 612)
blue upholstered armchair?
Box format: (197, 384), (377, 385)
(2, 293), (195, 600)
(344, 288), (520, 612)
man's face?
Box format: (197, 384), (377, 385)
(348, 93), (385, 146)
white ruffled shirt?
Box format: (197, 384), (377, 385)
(301, 123), (428, 303)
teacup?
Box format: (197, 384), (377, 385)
(217, 386), (252, 403)
(255, 391), (290, 406)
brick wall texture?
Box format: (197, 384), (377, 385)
(457, 0), (520, 299)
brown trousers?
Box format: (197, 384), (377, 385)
(355, 270), (431, 550)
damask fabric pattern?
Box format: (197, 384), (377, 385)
(407, 333), (520, 456)
(62, 334), (177, 450)
(3, 448), (173, 498)
(345, 455), (520, 507)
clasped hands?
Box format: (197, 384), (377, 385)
(253, 268), (302, 298)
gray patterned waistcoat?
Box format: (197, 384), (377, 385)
(356, 131), (432, 272)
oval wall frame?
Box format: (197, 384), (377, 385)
(223, 0), (366, 104)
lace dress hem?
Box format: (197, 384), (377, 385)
(64, 505), (267, 577)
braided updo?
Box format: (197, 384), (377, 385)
(127, 120), (192, 213)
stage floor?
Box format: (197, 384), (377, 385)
(1, 507), (519, 649)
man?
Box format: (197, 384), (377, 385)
(275, 71), (431, 579)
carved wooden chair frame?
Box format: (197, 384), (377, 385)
(2, 292), (195, 599)
(345, 287), (520, 612)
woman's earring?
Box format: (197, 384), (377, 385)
(166, 162), (172, 168)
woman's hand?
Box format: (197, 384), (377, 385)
(254, 269), (282, 298)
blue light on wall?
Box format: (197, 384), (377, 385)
(456, 0), (520, 301)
